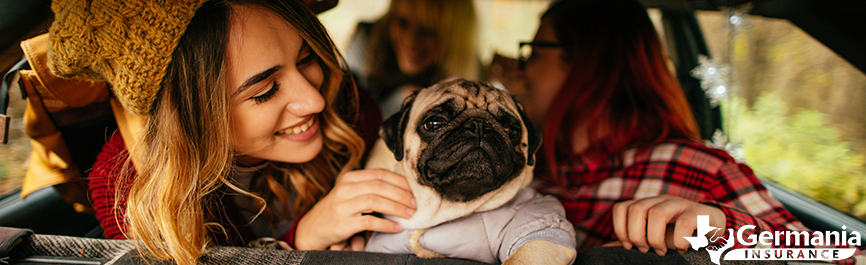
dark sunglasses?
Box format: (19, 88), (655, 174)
(518, 41), (564, 69)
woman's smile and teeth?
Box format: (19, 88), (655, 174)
(277, 116), (316, 135)
(275, 116), (319, 142)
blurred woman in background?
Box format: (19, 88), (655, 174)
(347, 0), (482, 118)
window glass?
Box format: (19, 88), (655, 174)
(473, 0), (550, 62)
(695, 10), (866, 221)
(0, 77), (28, 195)
(317, 0), (391, 54)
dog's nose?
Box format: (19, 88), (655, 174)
(462, 119), (493, 136)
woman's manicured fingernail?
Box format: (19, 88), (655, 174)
(395, 224), (403, 231)
(638, 247), (649, 253)
(411, 198), (416, 207)
(407, 208), (416, 217)
(656, 249), (666, 256)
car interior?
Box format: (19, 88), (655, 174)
(0, 0), (864, 264)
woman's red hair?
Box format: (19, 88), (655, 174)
(537, 0), (700, 186)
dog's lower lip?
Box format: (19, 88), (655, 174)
(423, 147), (497, 174)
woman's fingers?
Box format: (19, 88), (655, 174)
(622, 196), (668, 253)
(612, 195), (727, 256)
(296, 198), (405, 250)
(360, 178), (415, 208)
(328, 241), (346, 251)
(612, 200), (635, 250)
(330, 234), (367, 251)
(340, 168), (412, 191)
(335, 169), (416, 212)
(338, 193), (415, 219)
(664, 224), (679, 252)
(295, 169), (415, 250)
(488, 54), (528, 95)
(671, 213), (699, 252)
(645, 199), (687, 256)
(601, 241), (624, 247)
(350, 215), (403, 234)
(349, 234), (366, 251)
(330, 169), (416, 218)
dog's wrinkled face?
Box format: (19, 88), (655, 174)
(381, 79), (541, 202)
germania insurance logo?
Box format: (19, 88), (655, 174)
(686, 215), (860, 265)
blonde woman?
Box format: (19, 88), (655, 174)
(48, 0), (415, 264)
(347, 0), (481, 118)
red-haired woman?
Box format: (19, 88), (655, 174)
(492, 0), (809, 257)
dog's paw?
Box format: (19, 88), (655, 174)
(409, 229), (446, 259)
(503, 240), (575, 265)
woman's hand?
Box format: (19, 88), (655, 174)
(606, 195), (726, 256)
(294, 168), (416, 250)
(326, 233), (368, 251)
(487, 54), (527, 96)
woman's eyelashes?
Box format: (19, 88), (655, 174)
(251, 81), (280, 104)
(248, 46), (316, 104)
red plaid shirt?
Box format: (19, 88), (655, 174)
(533, 139), (862, 264)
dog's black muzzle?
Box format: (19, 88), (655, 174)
(416, 112), (526, 202)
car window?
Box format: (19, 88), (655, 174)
(694, 10), (866, 222)
(0, 76), (28, 196)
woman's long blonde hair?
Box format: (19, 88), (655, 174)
(366, 0), (480, 88)
(120, 0), (364, 264)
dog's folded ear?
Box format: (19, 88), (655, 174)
(513, 95), (542, 166)
(381, 91), (419, 161)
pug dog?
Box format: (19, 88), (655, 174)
(364, 79), (576, 265)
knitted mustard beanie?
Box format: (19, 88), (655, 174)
(47, 0), (208, 115)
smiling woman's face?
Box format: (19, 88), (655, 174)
(388, 0), (442, 76)
(226, 5), (326, 165)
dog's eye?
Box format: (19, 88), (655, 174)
(423, 117), (447, 132)
(505, 126), (520, 140)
